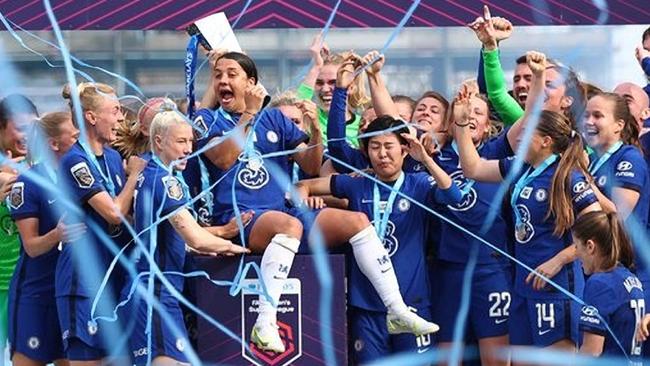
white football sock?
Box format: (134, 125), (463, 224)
(256, 234), (300, 325)
(349, 225), (408, 314)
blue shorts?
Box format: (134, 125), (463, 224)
(217, 205), (320, 254)
(349, 305), (434, 364)
(57, 295), (128, 361)
(8, 300), (64, 363)
(432, 261), (512, 342)
(509, 295), (580, 347)
(66, 337), (106, 361)
(127, 291), (189, 365)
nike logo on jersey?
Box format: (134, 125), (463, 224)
(48, 199), (56, 205)
(438, 156), (453, 161)
(494, 318), (507, 324)
(361, 199), (373, 204)
(417, 347), (430, 354)
(538, 329), (552, 336)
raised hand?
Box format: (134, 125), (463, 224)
(467, 5), (498, 50)
(360, 50), (385, 77)
(401, 132), (429, 163)
(244, 84), (266, 114)
(636, 46), (650, 64)
(526, 50), (547, 76)
(491, 16), (513, 42)
(297, 100), (318, 124)
(309, 32), (330, 68)
(207, 48), (229, 69)
(336, 53), (362, 89)
(126, 155), (147, 176)
(420, 131), (445, 156)
(452, 85), (473, 126)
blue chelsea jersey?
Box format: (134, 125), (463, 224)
(434, 131), (514, 265)
(499, 158), (597, 298)
(331, 172), (461, 311)
(133, 159), (189, 293)
(194, 108), (308, 224)
(56, 143), (127, 297)
(8, 164), (60, 302)
(580, 266), (645, 361)
(589, 145), (650, 282)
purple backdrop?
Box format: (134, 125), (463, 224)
(192, 254), (347, 366)
(0, 0), (648, 30)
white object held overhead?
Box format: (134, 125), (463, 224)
(189, 11), (271, 107)
(194, 12), (242, 52)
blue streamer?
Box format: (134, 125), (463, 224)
(288, 0), (342, 88)
(185, 35), (199, 119)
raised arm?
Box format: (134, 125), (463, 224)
(469, 6), (523, 125)
(362, 51), (399, 119)
(113, 155), (146, 216)
(301, 33), (329, 92)
(200, 48), (228, 110)
(326, 56), (370, 173)
(635, 46), (650, 101)
(506, 51), (548, 150)
(453, 87), (503, 182)
(293, 100), (324, 176)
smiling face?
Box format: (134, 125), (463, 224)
(315, 64), (338, 111)
(213, 58), (256, 113)
(468, 96), (490, 144)
(367, 133), (406, 181)
(0, 112), (36, 157)
(87, 93), (123, 144)
(412, 97), (446, 133)
(513, 63), (533, 107)
(582, 95), (624, 151)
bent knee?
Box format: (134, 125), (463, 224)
(274, 213), (303, 239)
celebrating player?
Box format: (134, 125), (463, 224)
(126, 110), (249, 365)
(57, 82), (145, 363)
(431, 88), (513, 365)
(455, 53), (601, 351)
(296, 115), (462, 363)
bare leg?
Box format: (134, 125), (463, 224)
(151, 355), (190, 366)
(478, 335), (510, 366)
(248, 211), (302, 252)
(11, 352), (47, 366)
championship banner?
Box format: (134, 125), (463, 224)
(193, 255), (347, 366)
(0, 0), (647, 30)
